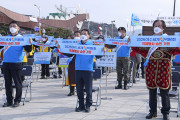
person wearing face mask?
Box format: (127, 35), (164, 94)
(95, 35), (106, 74)
(66, 31), (80, 96)
(131, 20), (180, 120)
(34, 35), (54, 79)
(104, 27), (130, 90)
(57, 29), (103, 113)
(1, 21), (32, 108)
(115, 27), (131, 90)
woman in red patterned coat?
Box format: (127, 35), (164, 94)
(131, 20), (180, 120)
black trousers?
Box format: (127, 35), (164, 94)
(58, 68), (62, 75)
(76, 70), (93, 107)
(41, 64), (50, 77)
(70, 86), (75, 93)
(149, 88), (170, 115)
(3, 62), (23, 103)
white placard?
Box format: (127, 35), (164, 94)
(131, 13), (180, 26)
(34, 52), (51, 64)
(96, 52), (117, 67)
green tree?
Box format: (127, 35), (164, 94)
(0, 25), (9, 36)
(45, 27), (54, 36)
(54, 27), (72, 38)
(45, 27), (72, 38)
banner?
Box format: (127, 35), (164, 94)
(0, 36), (31, 46)
(34, 52), (51, 64)
(32, 41), (56, 47)
(94, 40), (104, 45)
(59, 44), (104, 55)
(35, 36), (54, 41)
(58, 55), (69, 68)
(144, 46), (158, 67)
(96, 52), (117, 67)
(23, 34), (36, 38)
(57, 39), (80, 44)
(129, 36), (180, 47)
(131, 13), (180, 26)
(105, 38), (128, 46)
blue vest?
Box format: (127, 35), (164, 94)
(3, 34), (24, 63)
(116, 36), (130, 57)
(75, 40), (95, 71)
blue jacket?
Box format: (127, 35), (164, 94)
(116, 36), (130, 57)
(75, 40), (95, 71)
(3, 34), (25, 63)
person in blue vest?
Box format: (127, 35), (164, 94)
(1, 21), (32, 107)
(105, 27), (130, 90)
(115, 27), (130, 90)
(58, 29), (103, 113)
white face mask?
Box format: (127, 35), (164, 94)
(42, 38), (47, 41)
(74, 37), (80, 39)
(10, 27), (18, 34)
(118, 32), (122, 36)
(80, 35), (87, 41)
(154, 27), (162, 34)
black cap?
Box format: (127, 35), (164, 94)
(97, 35), (104, 39)
(118, 27), (126, 32)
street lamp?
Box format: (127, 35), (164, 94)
(34, 4), (41, 35)
(111, 20), (115, 38)
(126, 19), (130, 35)
(158, 9), (161, 16)
(173, 0), (176, 16)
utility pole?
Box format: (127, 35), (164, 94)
(105, 27), (107, 38)
(173, 0), (176, 16)
(111, 20), (115, 38)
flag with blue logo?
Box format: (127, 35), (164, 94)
(131, 13), (142, 26)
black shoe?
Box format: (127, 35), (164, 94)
(12, 102), (20, 108)
(85, 106), (90, 113)
(133, 80), (136, 83)
(40, 76), (45, 79)
(59, 75), (62, 78)
(67, 92), (75, 96)
(75, 106), (85, 112)
(115, 85), (122, 89)
(146, 112), (157, 119)
(163, 114), (170, 120)
(124, 81), (128, 90)
(2, 102), (13, 107)
(115, 81), (122, 89)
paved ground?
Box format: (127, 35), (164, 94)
(0, 71), (179, 120)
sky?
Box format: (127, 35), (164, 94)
(0, 0), (180, 32)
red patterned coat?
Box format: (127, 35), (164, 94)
(132, 47), (180, 89)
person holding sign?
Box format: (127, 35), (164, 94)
(34, 35), (53, 79)
(67, 31), (81, 96)
(58, 29), (103, 113)
(131, 20), (180, 120)
(106, 27), (130, 90)
(1, 21), (32, 108)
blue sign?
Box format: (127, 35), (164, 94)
(34, 27), (39, 32)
